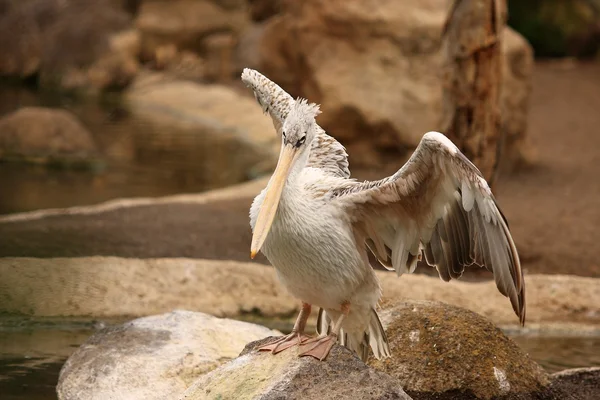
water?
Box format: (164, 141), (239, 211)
(0, 317), (598, 400)
(0, 84), (258, 215)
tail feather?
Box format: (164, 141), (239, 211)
(316, 308), (391, 362)
(368, 308), (391, 359)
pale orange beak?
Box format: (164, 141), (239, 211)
(250, 144), (297, 258)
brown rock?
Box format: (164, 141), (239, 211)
(125, 72), (278, 178)
(181, 337), (411, 400)
(255, 0), (533, 168)
(247, 0), (282, 22)
(135, 0), (249, 60)
(542, 367), (600, 400)
(0, 0), (62, 77)
(369, 300), (550, 399)
(0, 0), (138, 92)
(0, 107), (97, 164)
(39, 1), (137, 92)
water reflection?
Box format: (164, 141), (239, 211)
(0, 84), (264, 215)
(512, 335), (600, 374)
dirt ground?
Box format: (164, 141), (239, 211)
(494, 61), (600, 277)
(0, 62), (598, 278)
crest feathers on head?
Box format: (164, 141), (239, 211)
(293, 97), (321, 120)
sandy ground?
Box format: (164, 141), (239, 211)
(0, 62), (598, 277)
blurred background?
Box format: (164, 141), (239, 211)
(0, 0), (599, 399)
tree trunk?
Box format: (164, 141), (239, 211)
(441, 0), (506, 186)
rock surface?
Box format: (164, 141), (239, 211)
(57, 310), (280, 400)
(125, 72), (278, 176)
(180, 337), (411, 400)
(135, 0), (249, 61)
(0, 0), (137, 92)
(0, 107), (97, 164)
(543, 367), (600, 400)
(255, 0), (533, 167)
(369, 301), (549, 399)
(1, 255), (599, 332)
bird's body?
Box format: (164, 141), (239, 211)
(251, 168), (382, 328)
(242, 68), (525, 362)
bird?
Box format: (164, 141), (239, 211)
(242, 68), (525, 362)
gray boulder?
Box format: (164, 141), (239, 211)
(541, 367), (600, 400)
(56, 310), (280, 400)
(180, 337), (412, 400)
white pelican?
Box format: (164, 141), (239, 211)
(242, 68), (525, 362)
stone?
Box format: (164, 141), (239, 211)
(0, 107), (97, 165)
(38, 1), (137, 92)
(0, 0), (59, 77)
(247, 0), (283, 22)
(0, 0), (137, 92)
(369, 300), (550, 399)
(542, 367), (600, 400)
(135, 0), (249, 60)
(180, 337), (411, 400)
(0, 257), (297, 319)
(255, 0), (534, 167)
(153, 44), (206, 81)
(56, 310), (280, 400)
(0, 253), (599, 332)
(125, 73), (278, 177)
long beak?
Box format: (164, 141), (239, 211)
(251, 144), (297, 258)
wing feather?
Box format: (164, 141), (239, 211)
(331, 131), (525, 324)
(241, 68), (350, 178)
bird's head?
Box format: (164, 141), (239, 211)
(250, 99), (321, 258)
(281, 99), (320, 150)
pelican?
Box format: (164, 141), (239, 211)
(242, 68), (525, 362)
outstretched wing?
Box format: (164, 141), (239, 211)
(332, 131), (525, 324)
(241, 68), (350, 178)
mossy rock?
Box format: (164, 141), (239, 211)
(369, 300), (550, 399)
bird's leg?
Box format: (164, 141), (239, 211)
(298, 301), (350, 361)
(257, 302), (312, 354)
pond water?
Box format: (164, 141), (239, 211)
(0, 84), (258, 215)
(0, 317), (598, 400)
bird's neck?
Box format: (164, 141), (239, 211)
(286, 146), (310, 185)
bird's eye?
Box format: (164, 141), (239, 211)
(295, 136), (306, 147)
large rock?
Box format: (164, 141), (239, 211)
(125, 73), (278, 178)
(1, 255), (599, 331)
(254, 0), (533, 167)
(135, 0), (249, 62)
(542, 367), (600, 400)
(0, 0), (138, 92)
(56, 310), (280, 400)
(180, 337), (411, 400)
(369, 300), (550, 399)
(0, 107), (98, 165)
